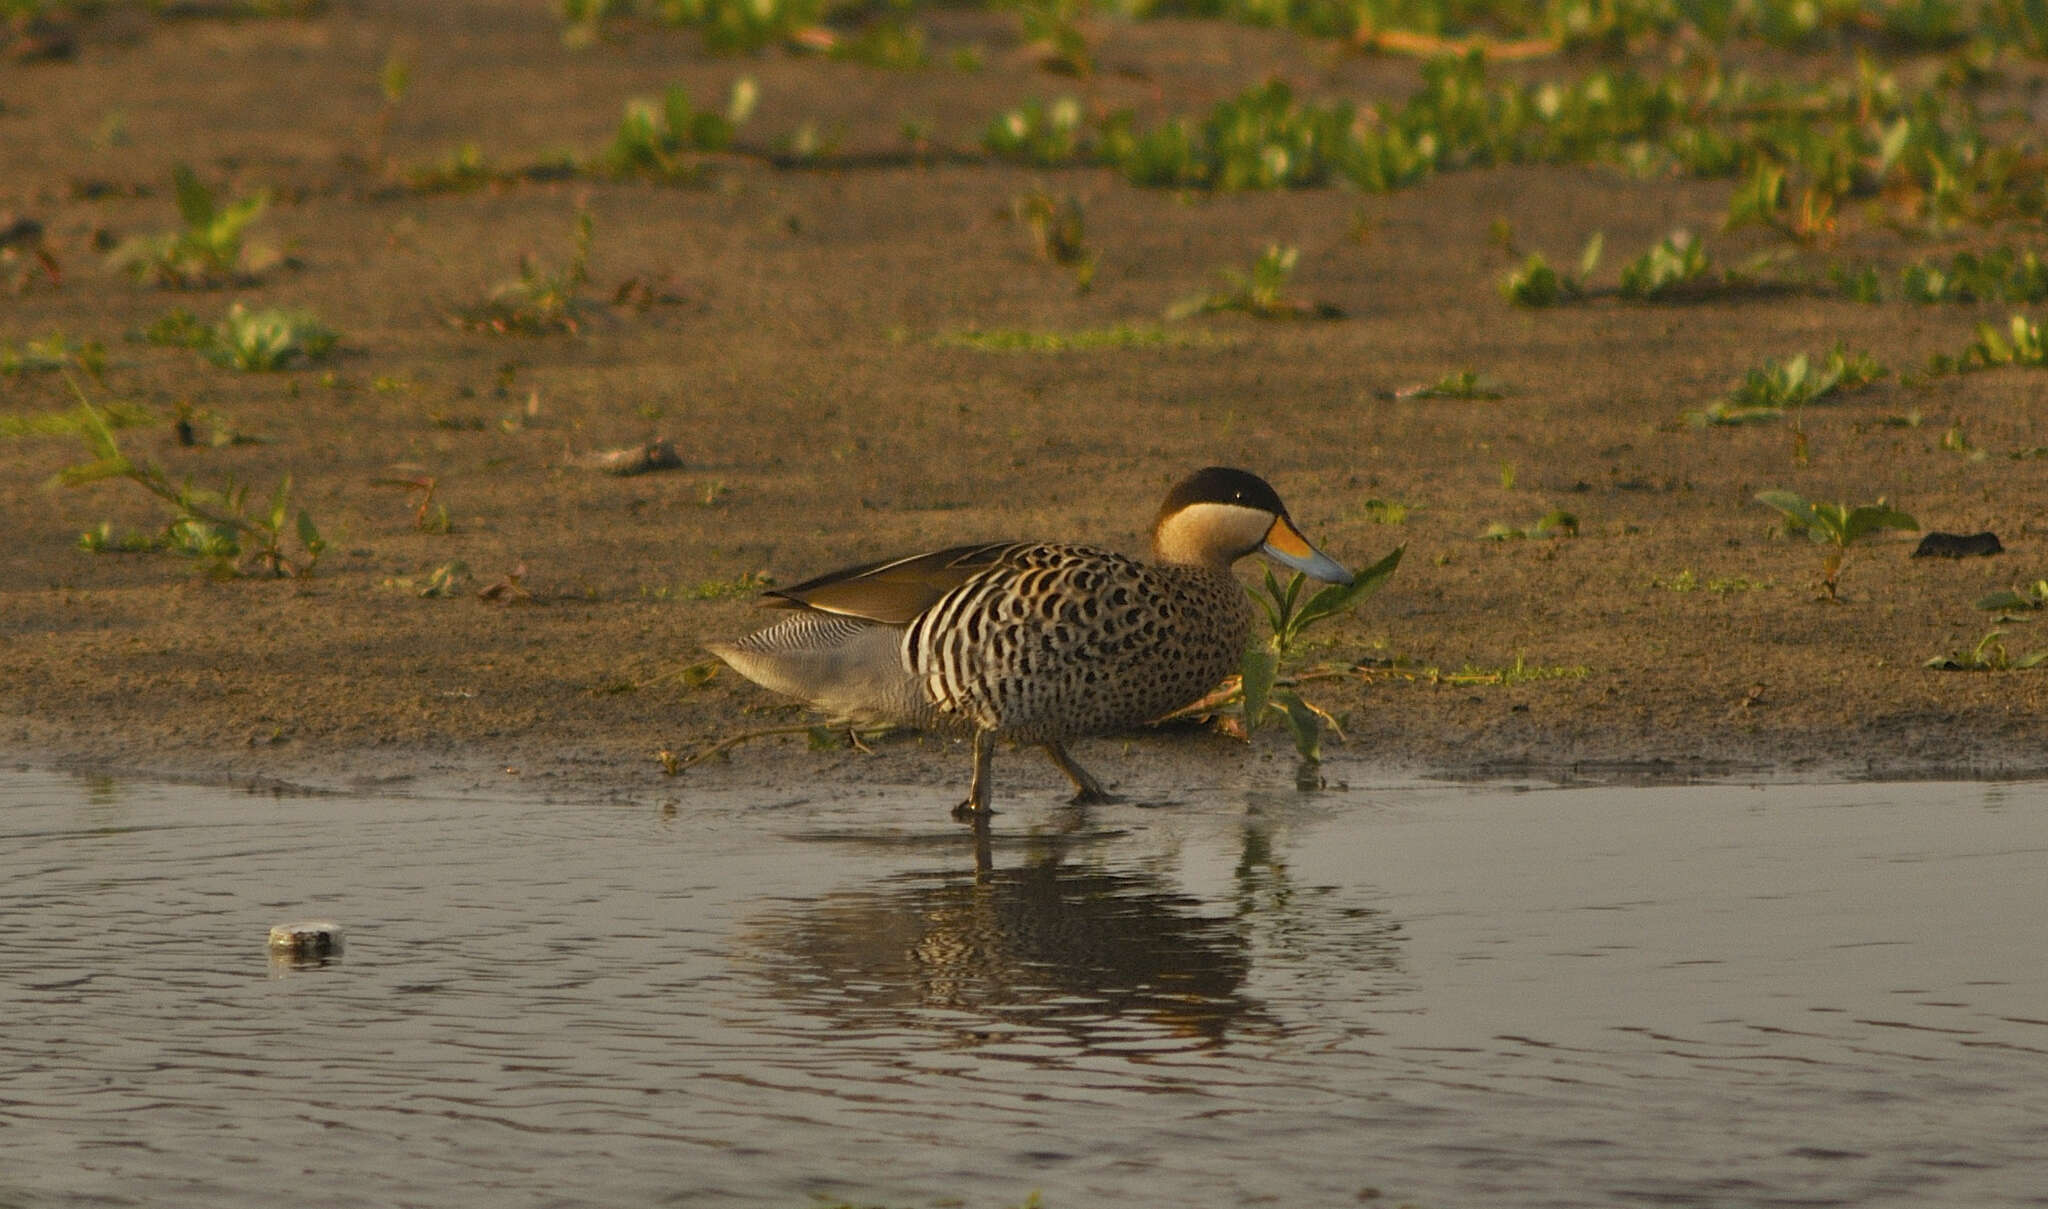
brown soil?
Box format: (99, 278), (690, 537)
(3, 0), (2045, 803)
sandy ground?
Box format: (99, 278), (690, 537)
(3, 0), (2046, 805)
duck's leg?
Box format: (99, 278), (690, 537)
(1043, 742), (1120, 806)
(951, 731), (995, 821)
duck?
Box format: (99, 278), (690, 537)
(706, 466), (1353, 818)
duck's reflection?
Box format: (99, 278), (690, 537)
(741, 806), (1405, 1055)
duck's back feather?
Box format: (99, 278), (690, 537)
(763, 541), (1020, 624)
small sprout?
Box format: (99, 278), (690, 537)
(1754, 490), (1918, 602)
(688, 570), (775, 600)
(420, 560), (471, 597)
(2, 398), (152, 441)
(935, 324), (1233, 353)
(1688, 343), (1887, 426)
(1386, 370), (1506, 400)
(371, 471), (451, 532)
(983, 96), (1087, 166)
(1964, 314), (2048, 369)
(56, 384), (325, 579)
(455, 210), (594, 335)
(1500, 232), (1601, 307)
(1357, 498), (1410, 525)
(775, 120), (843, 163)
(1975, 580), (2048, 620)
(1, 332), (107, 379)
(478, 562), (532, 603)
(405, 143), (497, 194)
(1012, 187), (1096, 293)
(106, 165), (276, 288)
(1013, 0), (1092, 76)
(1617, 231), (1711, 300)
(599, 79), (754, 179)
(1926, 631), (2048, 671)
(1482, 508), (1578, 541)
(831, 20), (928, 69)
(1168, 245), (1342, 321)
(651, 0), (825, 53)
(207, 303), (339, 371)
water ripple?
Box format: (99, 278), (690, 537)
(1, 772), (2046, 1207)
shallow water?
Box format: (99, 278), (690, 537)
(2, 769), (2045, 1209)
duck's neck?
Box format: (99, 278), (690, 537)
(1150, 503), (1263, 571)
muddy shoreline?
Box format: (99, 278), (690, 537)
(5, 1), (2047, 805)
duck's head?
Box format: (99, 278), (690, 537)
(1150, 466), (1353, 583)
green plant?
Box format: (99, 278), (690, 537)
(137, 303), (339, 371)
(983, 97), (1088, 166)
(1617, 230), (1712, 299)
(1, 332), (106, 378)
(1500, 232), (1601, 306)
(106, 165), (275, 288)
(372, 471), (451, 533)
(1100, 79), (1364, 192)
(1754, 490), (1918, 601)
(1900, 247), (2048, 304)
(1688, 343), (1887, 425)
(455, 211), (594, 335)
(1012, 0), (1092, 75)
(1722, 161), (1840, 245)
(1389, 369), (1505, 400)
(1, 399), (151, 440)
(1655, 569), (1769, 593)
(934, 324), (1234, 353)
(557, 0), (627, 46)
(652, 0), (824, 53)
(56, 388), (326, 579)
(1012, 187), (1096, 292)
(208, 303), (339, 371)
(1238, 547), (1404, 763)
(599, 78), (755, 179)
(1482, 508), (1578, 540)
(831, 19), (929, 69)
(1975, 579), (2048, 619)
(687, 570), (775, 600)
(1357, 497), (1410, 525)
(405, 143), (498, 194)
(1926, 630), (2048, 671)
(1168, 244), (1341, 320)
(1962, 314), (2048, 369)
(364, 49), (412, 169)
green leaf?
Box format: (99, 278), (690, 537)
(1754, 489), (1822, 535)
(1254, 566), (1286, 632)
(1840, 504), (1918, 541)
(1291, 545), (1404, 630)
(171, 164), (214, 230)
(267, 474), (293, 532)
(1575, 230), (1605, 280)
(1272, 687), (1322, 763)
(296, 508), (325, 558)
(1240, 644), (1278, 737)
(1976, 590), (2034, 612)
(52, 456), (134, 488)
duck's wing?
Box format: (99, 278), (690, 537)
(761, 541), (1022, 624)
